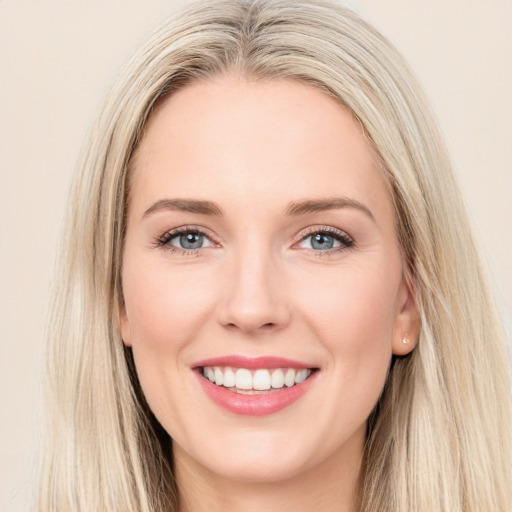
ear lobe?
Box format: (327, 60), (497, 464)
(392, 276), (420, 356)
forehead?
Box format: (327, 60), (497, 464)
(130, 76), (391, 220)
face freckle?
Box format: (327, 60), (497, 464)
(120, 76), (419, 485)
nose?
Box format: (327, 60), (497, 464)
(217, 249), (291, 334)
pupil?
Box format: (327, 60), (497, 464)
(180, 232), (203, 249)
(312, 233), (334, 250)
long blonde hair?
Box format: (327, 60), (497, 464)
(39, 1), (511, 510)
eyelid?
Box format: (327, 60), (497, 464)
(296, 225), (353, 241)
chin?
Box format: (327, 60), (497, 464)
(172, 422), (351, 485)
(195, 448), (311, 484)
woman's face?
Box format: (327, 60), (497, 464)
(121, 77), (418, 483)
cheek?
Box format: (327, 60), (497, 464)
(299, 262), (399, 342)
(122, 258), (214, 349)
(121, 256), (217, 421)
(295, 261), (399, 399)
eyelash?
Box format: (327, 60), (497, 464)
(296, 226), (354, 256)
(154, 226), (214, 256)
(154, 225), (355, 256)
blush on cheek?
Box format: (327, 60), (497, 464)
(122, 263), (217, 431)
(302, 273), (397, 338)
(125, 267), (211, 349)
(298, 269), (396, 403)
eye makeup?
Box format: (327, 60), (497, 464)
(152, 223), (355, 257)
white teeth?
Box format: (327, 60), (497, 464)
(253, 369), (271, 390)
(235, 368), (253, 390)
(295, 369), (308, 384)
(271, 368), (285, 388)
(214, 367), (223, 386)
(223, 367), (236, 388)
(284, 368), (296, 387)
(202, 366), (314, 391)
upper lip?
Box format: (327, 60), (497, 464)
(192, 355), (316, 370)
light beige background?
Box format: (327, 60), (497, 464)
(1, 1), (510, 510)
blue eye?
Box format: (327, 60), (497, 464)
(173, 232), (206, 249)
(159, 229), (214, 251)
(298, 230), (353, 252)
(310, 233), (336, 250)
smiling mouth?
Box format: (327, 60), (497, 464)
(198, 366), (317, 394)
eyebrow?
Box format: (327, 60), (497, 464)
(285, 197), (375, 221)
(143, 198), (223, 217)
(143, 196), (374, 221)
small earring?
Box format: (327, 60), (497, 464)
(402, 335), (409, 344)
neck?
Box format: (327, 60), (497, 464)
(174, 427), (364, 512)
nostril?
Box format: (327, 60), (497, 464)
(225, 321), (275, 331)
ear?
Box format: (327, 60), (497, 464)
(118, 304), (133, 347)
(392, 275), (420, 356)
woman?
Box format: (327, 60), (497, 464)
(38, 0), (511, 510)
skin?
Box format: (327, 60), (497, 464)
(120, 76), (420, 512)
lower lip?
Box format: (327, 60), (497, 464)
(195, 370), (318, 416)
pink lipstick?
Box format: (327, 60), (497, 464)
(193, 355), (318, 416)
